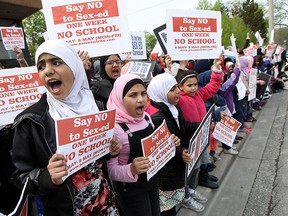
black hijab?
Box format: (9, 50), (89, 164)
(99, 54), (121, 85)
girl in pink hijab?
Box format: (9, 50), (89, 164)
(107, 74), (160, 216)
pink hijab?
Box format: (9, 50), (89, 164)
(107, 74), (147, 124)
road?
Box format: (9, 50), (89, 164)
(177, 90), (288, 216)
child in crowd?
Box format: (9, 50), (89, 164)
(198, 69), (227, 160)
(175, 59), (224, 191)
(238, 56), (253, 133)
(219, 61), (241, 154)
(147, 73), (202, 214)
(107, 74), (179, 216)
(12, 40), (121, 216)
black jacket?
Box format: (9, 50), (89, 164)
(12, 93), (110, 215)
(90, 79), (113, 110)
(149, 100), (199, 191)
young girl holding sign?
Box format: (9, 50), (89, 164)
(107, 73), (180, 216)
(146, 73), (201, 215)
(12, 40), (121, 216)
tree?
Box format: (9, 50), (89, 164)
(22, 11), (46, 64)
(238, 0), (267, 38)
(221, 14), (252, 48)
(274, 0), (288, 28)
(144, 30), (157, 53)
(211, 0), (252, 48)
(196, 0), (213, 10)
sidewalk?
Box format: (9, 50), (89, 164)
(177, 92), (278, 216)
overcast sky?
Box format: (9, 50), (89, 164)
(125, 0), (267, 32)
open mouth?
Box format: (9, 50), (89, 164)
(48, 79), (62, 93)
(136, 105), (145, 114)
(112, 69), (119, 74)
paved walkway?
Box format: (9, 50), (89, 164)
(177, 91), (284, 216)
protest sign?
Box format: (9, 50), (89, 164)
(230, 34), (239, 62)
(266, 44), (276, 58)
(141, 120), (175, 181)
(0, 27), (25, 50)
(42, 0), (131, 57)
(186, 105), (214, 184)
(273, 46), (285, 63)
(130, 31), (147, 60)
(213, 115), (242, 147)
(256, 73), (271, 101)
(223, 49), (237, 58)
(248, 68), (257, 101)
(166, 9), (222, 60)
(8, 178), (29, 216)
(243, 45), (258, 57)
(153, 24), (167, 55)
(121, 61), (155, 82)
(236, 78), (246, 101)
(55, 109), (116, 180)
(255, 31), (264, 47)
(119, 31), (147, 60)
(0, 67), (46, 125)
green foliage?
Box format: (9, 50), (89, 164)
(22, 11), (46, 64)
(221, 14), (252, 48)
(274, 28), (288, 46)
(196, 0), (212, 10)
(197, 0), (253, 48)
(211, 0), (223, 12)
(238, 0), (267, 38)
(144, 30), (156, 53)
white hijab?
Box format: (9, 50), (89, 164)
(35, 40), (99, 119)
(147, 73), (179, 125)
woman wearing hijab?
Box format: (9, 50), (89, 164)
(12, 40), (120, 216)
(91, 54), (122, 110)
(146, 73), (202, 215)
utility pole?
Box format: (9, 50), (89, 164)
(268, 0), (274, 41)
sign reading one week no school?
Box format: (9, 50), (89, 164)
(213, 115), (242, 147)
(0, 27), (25, 50)
(141, 120), (175, 181)
(166, 9), (222, 60)
(0, 66), (46, 125)
(42, 0), (131, 57)
(185, 105), (214, 185)
(55, 109), (116, 180)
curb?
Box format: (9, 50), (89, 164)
(176, 102), (265, 216)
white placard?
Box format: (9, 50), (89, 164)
(0, 67), (46, 125)
(255, 31), (264, 47)
(0, 27), (25, 50)
(236, 77), (247, 101)
(130, 31), (147, 60)
(213, 115), (242, 147)
(55, 110), (116, 180)
(166, 9), (222, 60)
(248, 68), (257, 101)
(42, 0), (131, 57)
(141, 121), (175, 181)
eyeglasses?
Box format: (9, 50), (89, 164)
(105, 60), (122, 65)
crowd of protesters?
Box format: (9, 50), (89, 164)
(0, 29), (287, 216)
